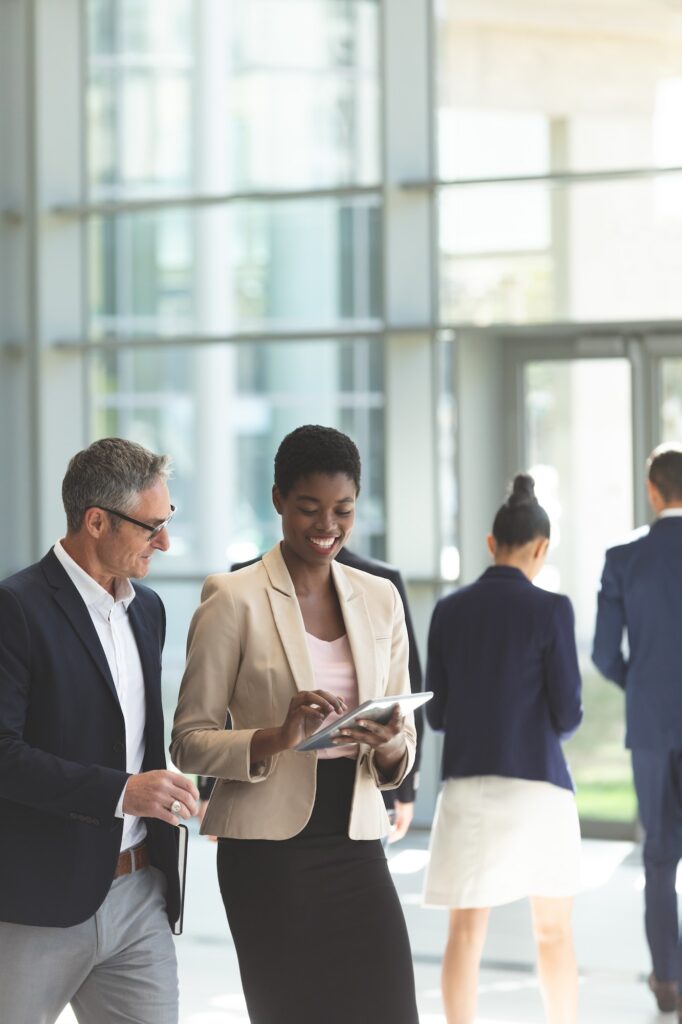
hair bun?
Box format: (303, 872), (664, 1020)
(493, 472), (550, 546)
(508, 473), (536, 506)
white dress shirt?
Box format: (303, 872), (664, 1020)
(658, 508), (682, 518)
(54, 540), (147, 852)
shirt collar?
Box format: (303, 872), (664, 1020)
(481, 564), (529, 582)
(657, 508), (682, 519)
(53, 540), (136, 612)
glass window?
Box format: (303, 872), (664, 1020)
(88, 0), (194, 200)
(439, 109), (550, 182)
(90, 338), (386, 573)
(437, 0), (682, 325)
(224, 0), (380, 190)
(524, 358), (635, 822)
(89, 0), (193, 59)
(85, 1), (385, 722)
(88, 198), (381, 338)
(661, 357), (682, 440)
(440, 175), (682, 324)
(87, 0), (379, 199)
(436, 0), (682, 178)
(436, 333), (458, 581)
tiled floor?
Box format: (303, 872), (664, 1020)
(57, 828), (672, 1023)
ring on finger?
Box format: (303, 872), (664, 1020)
(170, 799), (182, 815)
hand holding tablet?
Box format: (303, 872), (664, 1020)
(294, 691), (433, 752)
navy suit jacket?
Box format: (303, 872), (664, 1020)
(0, 550), (179, 927)
(593, 517), (682, 751)
(426, 566), (582, 791)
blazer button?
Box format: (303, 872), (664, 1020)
(113, 741), (124, 754)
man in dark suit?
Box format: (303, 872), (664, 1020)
(0, 437), (199, 1024)
(593, 444), (682, 1018)
(198, 545), (424, 842)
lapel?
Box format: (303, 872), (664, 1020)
(41, 550), (121, 710)
(264, 545), (315, 694)
(331, 558), (376, 705)
(262, 544), (377, 703)
(128, 595), (160, 708)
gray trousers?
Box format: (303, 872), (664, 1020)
(0, 865), (178, 1024)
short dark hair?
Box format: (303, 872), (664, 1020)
(62, 437), (171, 533)
(274, 425), (361, 496)
(492, 473), (550, 548)
(648, 443), (682, 502)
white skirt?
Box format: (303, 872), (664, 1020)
(423, 775), (581, 908)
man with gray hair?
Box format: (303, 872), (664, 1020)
(0, 437), (198, 1024)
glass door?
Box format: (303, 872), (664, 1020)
(522, 357), (636, 827)
(661, 357), (682, 439)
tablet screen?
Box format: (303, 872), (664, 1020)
(294, 691), (432, 752)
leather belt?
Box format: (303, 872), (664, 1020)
(113, 841), (149, 880)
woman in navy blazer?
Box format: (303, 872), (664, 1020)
(423, 474), (583, 1024)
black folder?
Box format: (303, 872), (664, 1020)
(172, 823), (189, 936)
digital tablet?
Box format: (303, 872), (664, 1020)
(294, 691), (433, 752)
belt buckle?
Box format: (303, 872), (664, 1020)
(115, 842), (145, 880)
(129, 842), (145, 873)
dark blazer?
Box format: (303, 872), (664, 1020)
(426, 566), (582, 792)
(0, 550), (179, 928)
(198, 546), (424, 805)
(593, 517), (682, 751)
(335, 548), (424, 804)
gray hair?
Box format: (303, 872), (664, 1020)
(62, 437), (172, 533)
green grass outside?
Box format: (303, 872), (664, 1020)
(575, 781), (637, 821)
(565, 663), (636, 824)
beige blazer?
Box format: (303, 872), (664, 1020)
(170, 544), (416, 840)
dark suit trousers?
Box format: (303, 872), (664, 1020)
(632, 749), (682, 983)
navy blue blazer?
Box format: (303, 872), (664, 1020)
(332, 548), (424, 804)
(426, 566), (583, 791)
(0, 550), (179, 928)
(592, 517), (682, 751)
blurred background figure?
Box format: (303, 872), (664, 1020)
(423, 474), (583, 1024)
(593, 444), (682, 1019)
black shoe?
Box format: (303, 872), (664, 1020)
(648, 973), (677, 1013)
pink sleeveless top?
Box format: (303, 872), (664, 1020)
(305, 633), (359, 760)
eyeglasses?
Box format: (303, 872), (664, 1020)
(88, 504), (176, 541)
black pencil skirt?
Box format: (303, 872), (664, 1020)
(217, 758), (419, 1024)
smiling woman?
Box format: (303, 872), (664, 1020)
(272, 425), (359, 574)
(171, 424), (419, 1024)
(275, 477), (355, 558)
